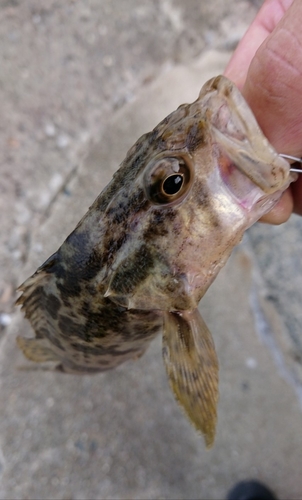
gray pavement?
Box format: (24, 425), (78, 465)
(1, 1), (302, 499)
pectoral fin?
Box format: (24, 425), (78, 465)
(162, 309), (219, 448)
(16, 336), (60, 363)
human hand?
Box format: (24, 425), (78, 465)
(224, 0), (302, 224)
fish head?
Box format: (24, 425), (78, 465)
(95, 76), (294, 312)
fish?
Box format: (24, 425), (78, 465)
(16, 75), (295, 447)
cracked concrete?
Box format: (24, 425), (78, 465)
(1, 1), (302, 499)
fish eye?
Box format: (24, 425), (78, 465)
(144, 156), (194, 205)
(163, 174), (184, 195)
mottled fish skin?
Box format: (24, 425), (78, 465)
(17, 76), (294, 447)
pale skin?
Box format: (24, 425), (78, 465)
(224, 0), (302, 224)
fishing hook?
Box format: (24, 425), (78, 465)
(279, 154), (302, 173)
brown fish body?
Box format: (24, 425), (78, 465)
(17, 76), (294, 447)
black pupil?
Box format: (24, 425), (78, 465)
(163, 174), (183, 195)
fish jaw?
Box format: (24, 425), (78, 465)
(195, 75), (296, 228)
(201, 76), (294, 194)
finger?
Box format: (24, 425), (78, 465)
(224, 0), (294, 89)
(242, 0), (302, 155)
(259, 188), (293, 224)
(242, 0), (302, 223)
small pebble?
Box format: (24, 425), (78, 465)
(0, 313), (12, 327)
(49, 173), (63, 191)
(44, 123), (56, 138)
(245, 357), (257, 369)
(56, 134), (70, 149)
(32, 242), (43, 253)
(12, 250), (22, 260)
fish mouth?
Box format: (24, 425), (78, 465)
(215, 147), (283, 214)
(204, 77), (293, 218)
(207, 78), (291, 194)
(209, 96), (291, 218)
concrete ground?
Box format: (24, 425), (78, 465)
(1, 1), (302, 499)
